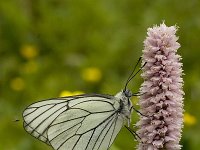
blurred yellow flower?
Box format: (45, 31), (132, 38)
(10, 77), (25, 91)
(59, 90), (84, 97)
(81, 67), (102, 83)
(20, 45), (39, 59)
(184, 113), (197, 126)
(22, 61), (38, 74)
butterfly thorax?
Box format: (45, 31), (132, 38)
(114, 90), (133, 123)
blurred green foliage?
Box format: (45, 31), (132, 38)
(0, 0), (200, 149)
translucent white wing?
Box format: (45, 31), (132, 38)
(23, 98), (71, 144)
(23, 94), (124, 150)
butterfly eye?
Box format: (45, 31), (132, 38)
(124, 89), (132, 98)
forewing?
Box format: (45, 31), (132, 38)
(23, 98), (72, 144)
(47, 95), (124, 150)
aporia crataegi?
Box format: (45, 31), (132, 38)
(23, 58), (145, 150)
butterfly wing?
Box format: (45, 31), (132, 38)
(23, 98), (72, 144)
(23, 94), (124, 150)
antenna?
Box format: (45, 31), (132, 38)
(124, 57), (146, 91)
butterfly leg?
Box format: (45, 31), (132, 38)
(131, 106), (153, 118)
(132, 91), (146, 96)
(125, 126), (143, 143)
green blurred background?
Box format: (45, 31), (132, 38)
(0, 0), (199, 149)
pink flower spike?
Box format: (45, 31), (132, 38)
(137, 23), (184, 150)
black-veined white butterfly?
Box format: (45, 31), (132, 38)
(23, 58), (145, 150)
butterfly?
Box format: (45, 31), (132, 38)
(23, 58), (145, 150)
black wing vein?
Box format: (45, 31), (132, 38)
(24, 104), (56, 128)
(91, 114), (117, 150)
(97, 115), (118, 150)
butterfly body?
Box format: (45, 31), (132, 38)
(23, 90), (133, 150)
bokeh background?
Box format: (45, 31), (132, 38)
(0, 0), (199, 150)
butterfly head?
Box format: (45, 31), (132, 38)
(123, 89), (132, 98)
